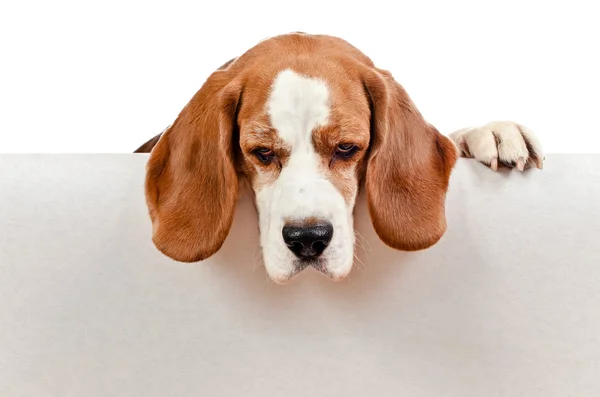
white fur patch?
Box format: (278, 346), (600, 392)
(256, 69), (354, 283)
(267, 69), (330, 146)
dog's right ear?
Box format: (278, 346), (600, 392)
(144, 71), (243, 262)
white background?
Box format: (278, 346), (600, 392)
(1, 0), (598, 153)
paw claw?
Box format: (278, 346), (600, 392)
(490, 158), (498, 171)
(516, 158), (525, 171)
(536, 158), (544, 170)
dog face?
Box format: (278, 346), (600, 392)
(143, 33), (458, 283)
(238, 69), (371, 282)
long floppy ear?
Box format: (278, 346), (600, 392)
(362, 66), (458, 251)
(144, 71), (242, 262)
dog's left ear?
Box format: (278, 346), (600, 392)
(361, 65), (458, 251)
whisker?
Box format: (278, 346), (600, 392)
(354, 230), (371, 253)
(354, 238), (366, 253)
(264, 271), (272, 285)
(352, 230), (371, 270)
(251, 239), (263, 272)
(353, 252), (367, 269)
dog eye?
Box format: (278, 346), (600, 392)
(252, 147), (275, 163)
(336, 143), (358, 158)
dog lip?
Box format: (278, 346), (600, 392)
(289, 260), (310, 276)
(307, 259), (332, 278)
(288, 258), (326, 276)
(274, 259), (349, 283)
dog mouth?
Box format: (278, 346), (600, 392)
(269, 257), (348, 285)
(292, 258), (333, 278)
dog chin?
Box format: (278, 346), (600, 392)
(263, 252), (354, 284)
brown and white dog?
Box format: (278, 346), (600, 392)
(135, 33), (544, 284)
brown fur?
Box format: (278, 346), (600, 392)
(144, 71), (242, 262)
(360, 65), (458, 251)
(140, 33), (458, 262)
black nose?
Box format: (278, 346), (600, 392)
(282, 223), (334, 260)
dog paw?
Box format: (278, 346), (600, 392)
(449, 121), (544, 171)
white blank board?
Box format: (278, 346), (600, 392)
(1, 154), (599, 396)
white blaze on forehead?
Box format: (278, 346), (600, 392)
(267, 69), (330, 147)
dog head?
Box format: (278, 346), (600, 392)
(143, 33), (457, 283)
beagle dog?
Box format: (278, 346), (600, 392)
(135, 33), (544, 284)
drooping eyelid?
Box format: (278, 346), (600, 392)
(240, 140), (290, 169)
(335, 134), (368, 153)
(240, 137), (278, 155)
(315, 125), (370, 152)
(255, 147), (273, 153)
(334, 145), (360, 159)
(244, 142), (290, 158)
(343, 132), (370, 151)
